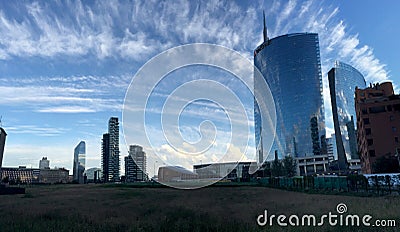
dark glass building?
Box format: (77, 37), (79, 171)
(254, 19), (325, 160)
(101, 133), (110, 181)
(328, 61), (366, 169)
(0, 127), (6, 168)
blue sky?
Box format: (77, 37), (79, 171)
(0, 0), (398, 176)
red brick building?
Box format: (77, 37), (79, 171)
(355, 82), (400, 173)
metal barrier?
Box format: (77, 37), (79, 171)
(255, 175), (400, 195)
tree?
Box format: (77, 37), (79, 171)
(271, 151), (283, 177)
(283, 155), (297, 177)
(271, 159), (283, 177)
(1, 176), (9, 184)
(262, 162), (272, 177)
(372, 156), (400, 173)
(16, 177), (22, 185)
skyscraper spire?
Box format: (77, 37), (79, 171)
(263, 10), (268, 42)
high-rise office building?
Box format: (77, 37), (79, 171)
(355, 82), (400, 174)
(39, 157), (50, 169)
(326, 135), (338, 161)
(254, 15), (325, 160)
(124, 145), (147, 182)
(84, 167), (102, 182)
(101, 133), (110, 181)
(101, 117), (120, 182)
(73, 141), (86, 183)
(328, 61), (366, 170)
(0, 127), (6, 168)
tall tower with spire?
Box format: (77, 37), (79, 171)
(254, 12), (325, 163)
(263, 10), (268, 43)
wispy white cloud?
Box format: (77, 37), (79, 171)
(6, 124), (69, 137)
(0, 74), (132, 113)
(0, 0), (389, 86)
(0, 1), (261, 62)
(37, 106), (96, 113)
(0, 85), (121, 112)
(0, 1), (156, 61)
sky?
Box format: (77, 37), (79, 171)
(0, 0), (398, 177)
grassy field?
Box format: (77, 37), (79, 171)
(0, 184), (399, 231)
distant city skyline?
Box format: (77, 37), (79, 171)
(0, 1), (398, 174)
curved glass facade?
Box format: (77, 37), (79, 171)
(255, 33), (325, 160)
(328, 61), (366, 160)
(73, 141), (86, 183)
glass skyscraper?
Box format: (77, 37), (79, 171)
(254, 19), (325, 160)
(125, 145), (147, 182)
(0, 127), (6, 168)
(73, 141), (86, 183)
(328, 61), (366, 165)
(102, 117), (120, 182)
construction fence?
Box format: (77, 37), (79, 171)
(254, 174), (400, 195)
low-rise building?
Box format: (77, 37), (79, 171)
(296, 154), (331, 176)
(158, 166), (198, 182)
(348, 159), (362, 174)
(0, 166), (40, 184)
(355, 82), (400, 173)
(193, 162), (257, 180)
(84, 167), (101, 182)
(1, 166), (69, 184)
(39, 168), (69, 184)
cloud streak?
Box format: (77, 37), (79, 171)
(0, 74), (132, 113)
(6, 124), (69, 137)
(0, 1), (389, 87)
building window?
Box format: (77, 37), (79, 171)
(365, 128), (371, 135)
(369, 106), (386, 113)
(362, 108), (368, 114)
(369, 150), (375, 157)
(390, 115), (395, 121)
(363, 118), (370, 125)
(395, 137), (399, 143)
(393, 127), (397, 132)
(367, 139), (373, 146)
(387, 105), (393, 111)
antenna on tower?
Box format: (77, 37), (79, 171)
(263, 10), (268, 43)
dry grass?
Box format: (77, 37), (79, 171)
(0, 184), (398, 231)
